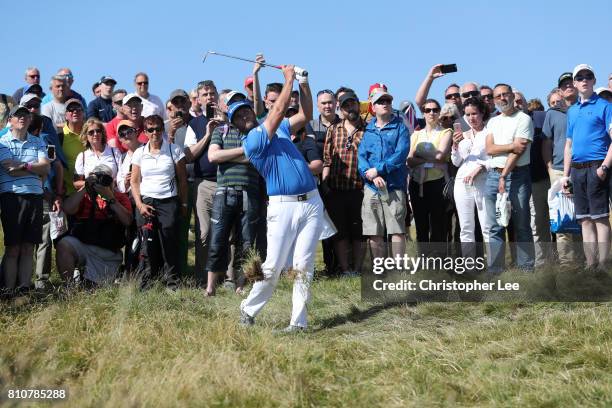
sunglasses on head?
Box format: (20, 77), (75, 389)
(317, 89), (334, 97)
(87, 128), (103, 136)
(423, 108), (440, 114)
(145, 126), (163, 134)
(461, 91), (480, 99)
(119, 127), (136, 138)
(445, 93), (460, 100)
(574, 74), (594, 82)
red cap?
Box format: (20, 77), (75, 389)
(244, 76), (254, 88)
(368, 82), (387, 98)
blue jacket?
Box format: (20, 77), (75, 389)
(87, 97), (115, 122)
(358, 114), (410, 193)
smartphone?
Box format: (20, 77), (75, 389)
(206, 103), (215, 118)
(453, 122), (463, 133)
(129, 163), (133, 172)
(440, 64), (458, 74)
(47, 145), (56, 160)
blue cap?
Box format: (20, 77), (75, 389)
(227, 100), (252, 123)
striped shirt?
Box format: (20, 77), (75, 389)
(210, 124), (259, 190)
(323, 119), (365, 191)
(0, 131), (48, 194)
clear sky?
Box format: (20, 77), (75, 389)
(3, 0), (611, 113)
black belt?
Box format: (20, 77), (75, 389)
(571, 160), (602, 169)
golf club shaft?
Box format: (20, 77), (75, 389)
(205, 51), (308, 76)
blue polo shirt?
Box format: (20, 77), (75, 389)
(243, 119), (315, 196)
(0, 131), (48, 194)
(567, 93), (612, 163)
(357, 114), (410, 193)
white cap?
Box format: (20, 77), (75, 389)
(595, 87), (612, 95)
(122, 93), (142, 105)
(572, 64), (595, 79)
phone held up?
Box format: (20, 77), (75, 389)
(47, 145), (56, 161)
(206, 103), (215, 119)
(440, 64), (458, 74)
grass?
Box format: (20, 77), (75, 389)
(0, 226), (611, 406)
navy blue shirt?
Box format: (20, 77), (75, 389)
(567, 93), (612, 163)
(87, 97), (115, 122)
(243, 119), (316, 196)
(187, 116), (217, 181)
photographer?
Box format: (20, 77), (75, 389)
(56, 164), (132, 286)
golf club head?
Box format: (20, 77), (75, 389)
(202, 51), (215, 63)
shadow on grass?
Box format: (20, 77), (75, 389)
(312, 300), (414, 332)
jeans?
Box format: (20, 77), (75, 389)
(484, 166), (534, 272)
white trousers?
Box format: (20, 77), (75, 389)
(241, 191), (324, 328)
(454, 177), (489, 243)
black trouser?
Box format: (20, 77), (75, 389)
(409, 178), (448, 243)
(136, 196), (179, 284)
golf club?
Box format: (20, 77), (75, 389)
(202, 51), (308, 76)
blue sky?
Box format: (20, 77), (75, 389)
(3, 0), (611, 114)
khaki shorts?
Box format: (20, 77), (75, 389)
(361, 187), (407, 236)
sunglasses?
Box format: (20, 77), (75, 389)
(119, 127), (136, 138)
(494, 92), (513, 100)
(574, 74), (594, 82)
(28, 74), (40, 79)
(445, 93), (460, 100)
(424, 108), (441, 114)
(481, 94), (494, 100)
(374, 98), (392, 105)
(136, 81), (149, 85)
(67, 107), (83, 113)
(461, 91), (480, 99)
(25, 103), (41, 110)
(145, 126), (163, 133)
(87, 128), (103, 136)
(440, 115), (454, 121)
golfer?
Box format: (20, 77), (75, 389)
(229, 65), (323, 332)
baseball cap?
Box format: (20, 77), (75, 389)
(117, 120), (137, 134)
(65, 98), (83, 109)
(224, 91), (246, 106)
(244, 76), (254, 88)
(122, 93), (142, 105)
(557, 72), (573, 87)
(19, 94), (42, 106)
(338, 91), (358, 107)
(572, 64), (595, 79)
(99, 75), (117, 85)
(91, 164), (113, 177)
(368, 82), (387, 98)
(9, 105), (30, 117)
(227, 100), (252, 123)
(24, 83), (43, 96)
(370, 91), (393, 105)
(595, 87), (612, 96)
(168, 89), (189, 103)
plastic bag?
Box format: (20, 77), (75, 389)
(49, 210), (68, 240)
(495, 192), (511, 227)
(319, 210), (338, 240)
(548, 180), (581, 233)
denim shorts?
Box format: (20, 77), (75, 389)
(571, 164), (610, 220)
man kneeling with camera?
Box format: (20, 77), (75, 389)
(56, 164), (133, 286)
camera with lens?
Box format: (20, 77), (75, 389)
(85, 172), (113, 198)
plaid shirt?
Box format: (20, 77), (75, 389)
(323, 119), (365, 190)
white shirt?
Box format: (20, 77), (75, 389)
(139, 93), (167, 120)
(183, 125), (198, 148)
(486, 111), (533, 169)
(116, 150), (137, 193)
(41, 99), (66, 129)
(132, 141), (185, 199)
(451, 127), (490, 180)
(74, 145), (122, 179)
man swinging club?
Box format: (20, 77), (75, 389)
(227, 64), (323, 332)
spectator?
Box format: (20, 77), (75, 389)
(460, 82), (481, 104)
(131, 115), (188, 289)
(451, 97), (490, 257)
(92, 81), (101, 98)
(359, 90), (410, 259)
(407, 99), (452, 249)
(307, 89), (340, 157)
(480, 85), (497, 116)
(0, 106), (50, 294)
(104, 89), (128, 147)
(0, 94), (15, 128)
(513, 91), (528, 113)
(527, 99), (545, 113)
(133, 72), (166, 119)
(595, 87), (612, 103)
(189, 88), (203, 118)
(56, 164), (132, 286)
(485, 83), (535, 272)
(183, 80), (220, 285)
(322, 91), (366, 276)
(115, 120), (143, 194)
(41, 75), (69, 132)
(74, 118), (122, 191)
(12, 67), (44, 103)
(59, 98), (86, 195)
(542, 78), (580, 266)
(107, 93), (148, 152)
(205, 91), (261, 296)
(41, 68), (87, 108)
(87, 76), (117, 122)
(562, 64), (612, 270)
